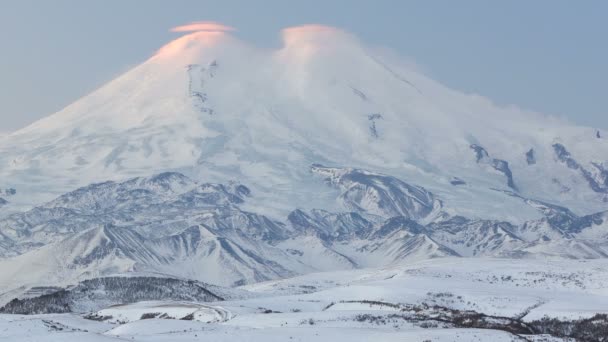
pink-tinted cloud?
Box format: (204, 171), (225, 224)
(278, 24), (359, 62)
(170, 21), (236, 33)
(280, 24), (355, 48)
(282, 24), (344, 41)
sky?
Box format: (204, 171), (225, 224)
(0, 0), (606, 133)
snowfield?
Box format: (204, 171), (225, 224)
(2, 258), (607, 341)
(94, 301), (232, 324)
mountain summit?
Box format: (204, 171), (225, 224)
(1, 24), (607, 222)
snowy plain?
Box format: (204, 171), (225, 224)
(2, 257), (607, 341)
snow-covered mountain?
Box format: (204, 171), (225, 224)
(0, 24), (607, 298)
(1, 25), (606, 221)
(1, 168), (607, 301)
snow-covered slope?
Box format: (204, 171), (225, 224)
(1, 169), (607, 298)
(2, 258), (608, 342)
(0, 25), (606, 223)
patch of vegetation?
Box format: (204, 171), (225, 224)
(140, 312), (162, 320)
(323, 297), (607, 341)
(529, 314), (608, 342)
(0, 276), (223, 315)
(180, 313), (195, 320)
(82, 313), (113, 321)
(258, 307), (281, 314)
(347, 301), (608, 341)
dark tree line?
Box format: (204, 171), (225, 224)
(0, 276), (223, 315)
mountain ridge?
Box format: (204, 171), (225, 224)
(1, 169), (607, 304)
(0, 25), (607, 303)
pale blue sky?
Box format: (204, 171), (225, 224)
(0, 0), (606, 132)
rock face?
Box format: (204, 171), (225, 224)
(287, 209), (372, 241)
(310, 165), (439, 220)
(553, 143), (608, 194)
(470, 144), (517, 191)
(526, 149), (536, 165)
(1, 169), (607, 300)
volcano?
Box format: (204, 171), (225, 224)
(0, 24), (607, 294)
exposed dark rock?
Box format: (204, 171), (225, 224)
(311, 164), (437, 220)
(469, 144), (517, 191)
(553, 143), (608, 194)
(371, 216), (427, 239)
(553, 143), (580, 170)
(469, 144), (489, 162)
(568, 211), (607, 234)
(492, 159), (517, 191)
(351, 87), (369, 101)
(526, 148), (536, 165)
(368, 113), (383, 138)
(450, 177), (466, 186)
(288, 209), (372, 241)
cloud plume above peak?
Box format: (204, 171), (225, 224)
(170, 21), (236, 33)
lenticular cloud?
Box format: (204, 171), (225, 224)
(170, 21), (236, 33)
